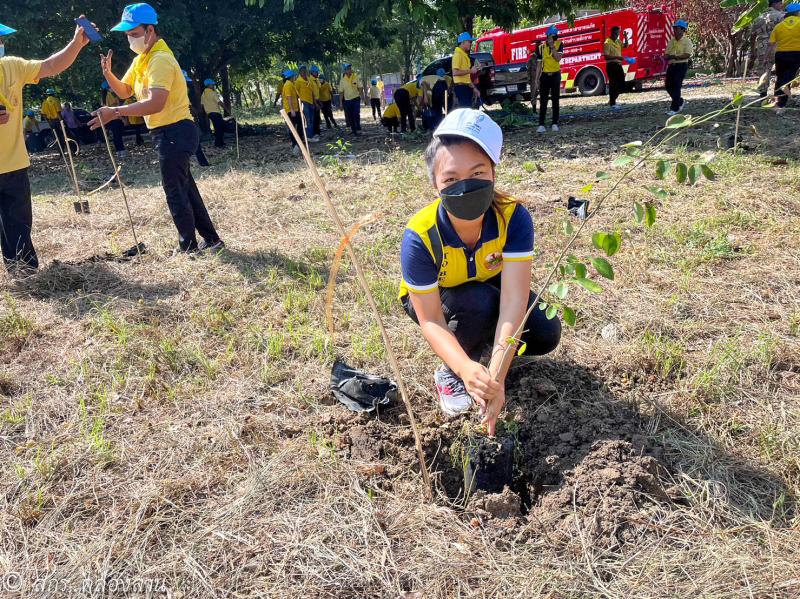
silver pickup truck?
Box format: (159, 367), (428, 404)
(420, 52), (512, 105)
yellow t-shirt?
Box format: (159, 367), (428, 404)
(604, 38), (622, 60)
(0, 57), (43, 175)
(282, 79), (298, 113)
(537, 41), (562, 73)
(770, 16), (800, 52)
(201, 87), (221, 114)
(339, 73), (361, 101)
(666, 36), (693, 64)
(401, 81), (421, 97)
(295, 76), (315, 104)
(309, 76), (320, 100)
(125, 98), (144, 125)
(105, 91), (120, 107)
(377, 80), (385, 92)
(452, 46), (472, 84)
(383, 103), (400, 119)
(23, 115), (40, 133)
(370, 83), (381, 99)
(41, 95), (62, 120)
(318, 81), (332, 102)
(121, 39), (192, 129)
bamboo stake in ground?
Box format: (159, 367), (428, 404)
(97, 115), (142, 255)
(50, 125), (76, 192)
(280, 109), (432, 500)
(734, 55), (750, 151)
(60, 121), (87, 213)
(234, 116), (240, 161)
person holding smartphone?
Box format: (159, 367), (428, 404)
(0, 18), (93, 276)
(89, 3), (224, 254)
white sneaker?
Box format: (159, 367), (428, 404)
(434, 365), (472, 417)
(537, 125), (546, 133)
(551, 124), (559, 132)
(666, 110), (678, 116)
(679, 99), (688, 112)
(309, 136), (321, 143)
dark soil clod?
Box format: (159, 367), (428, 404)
(465, 436), (515, 495)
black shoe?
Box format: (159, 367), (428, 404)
(198, 239), (226, 253)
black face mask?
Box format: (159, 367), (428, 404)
(440, 178), (495, 221)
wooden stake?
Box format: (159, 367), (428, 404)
(280, 109), (433, 500)
(50, 124), (76, 192)
(97, 116), (142, 255)
(734, 54), (749, 152)
(60, 121), (87, 213)
(234, 116), (240, 161)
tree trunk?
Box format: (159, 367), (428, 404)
(220, 64), (233, 115)
(254, 80), (265, 107)
(461, 14), (474, 35)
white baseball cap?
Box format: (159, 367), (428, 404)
(434, 109), (503, 164)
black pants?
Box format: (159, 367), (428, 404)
(394, 89), (415, 132)
(381, 116), (400, 132)
(108, 119), (125, 152)
(133, 124), (144, 146)
(195, 142), (210, 167)
(25, 133), (45, 154)
(208, 112), (226, 147)
(343, 98), (361, 134)
(607, 61), (625, 106)
(152, 120), (221, 251)
(665, 63), (688, 112)
(775, 51), (800, 108)
(0, 168), (38, 271)
(321, 100), (337, 128)
(47, 119), (65, 149)
(539, 72), (561, 125)
(402, 279), (562, 362)
(371, 98), (382, 119)
(286, 111), (303, 147)
(454, 84), (473, 109)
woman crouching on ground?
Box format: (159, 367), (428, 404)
(399, 109), (561, 434)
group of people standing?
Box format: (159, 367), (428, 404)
(280, 64), (342, 154)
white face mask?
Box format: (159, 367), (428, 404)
(127, 31), (148, 55)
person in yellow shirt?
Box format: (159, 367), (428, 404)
(309, 65), (323, 137)
(41, 87), (67, 149)
(369, 78), (382, 121)
(604, 26), (626, 110)
(317, 73), (338, 130)
(201, 78), (226, 147)
(280, 68), (302, 155)
(770, 3), (800, 111)
(376, 76), (385, 110)
(393, 75), (424, 132)
(0, 18), (92, 275)
(294, 65), (319, 143)
(23, 110), (44, 153)
(452, 32), (480, 108)
(536, 25), (563, 133)
(339, 63), (362, 135)
(381, 101), (400, 133)
(89, 3), (224, 254)
(664, 19), (693, 116)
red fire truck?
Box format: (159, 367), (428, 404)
(474, 7), (675, 101)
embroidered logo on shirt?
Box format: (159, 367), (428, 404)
(485, 252), (502, 270)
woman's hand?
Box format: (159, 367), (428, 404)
(481, 383), (506, 436)
(87, 106), (118, 130)
(100, 50), (113, 75)
(458, 360), (501, 411)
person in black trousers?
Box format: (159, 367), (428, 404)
(91, 4), (223, 253)
(604, 26), (626, 111)
(664, 20), (693, 115)
(393, 87), (415, 132)
(536, 26), (563, 133)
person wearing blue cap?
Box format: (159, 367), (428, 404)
(399, 109), (560, 433)
(339, 64), (362, 135)
(604, 26), (627, 111)
(201, 78), (226, 147)
(452, 32), (480, 108)
(769, 2), (800, 112)
(295, 65), (319, 143)
(23, 109), (43, 153)
(369, 78), (382, 121)
(664, 20), (693, 116)
(754, 1), (787, 97)
(0, 17), (94, 275)
(535, 25), (563, 133)
(308, 66), (323, 137)
(281, 69), (302, 155)
(317, 74), (338, 130)
(90, 3), (224, 254)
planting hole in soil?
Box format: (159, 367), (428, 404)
(464, 436), (515, 495)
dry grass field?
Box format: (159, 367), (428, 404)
(1, 82), (799, 597)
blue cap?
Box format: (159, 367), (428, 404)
(457, 32), (476, 44)
(46, 88), (56, 95)
(282, 68), (295, 78)
(182, 70), (192, 82)
(101, 81), (109, 89)
(371, 79), (377, 85)
(343, 63), (352, 71)
(436, 68), (446, 77)
(786, 2), (800, 11)
(546, 25), (559, 36)
(204, 78), (215, 86)
(26, 110), (34, 117)
(0, 23), (16, 36)
(310, 65), (320, 74)
(625, 57), (637, 65)
(111, 3), (158, 32)
(673, 19), (688, 29)
(298, 65), (307, 72)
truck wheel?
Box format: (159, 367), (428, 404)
(576, 68), (606, 97)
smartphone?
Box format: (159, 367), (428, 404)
(75, 17), (103, 43)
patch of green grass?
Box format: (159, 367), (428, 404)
(639, 330), (687, 379)
(0, 294), (34, 341)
